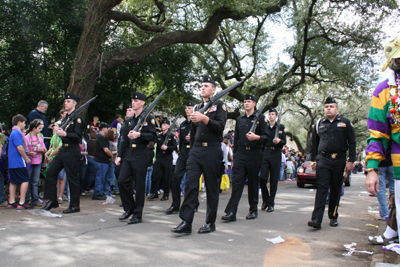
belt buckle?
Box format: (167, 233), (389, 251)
(202, 142), (208, 147)
(246, 147), (250, 150)
(64, 144), (69, 147)
(186, 145), (191, 148)
(331, 153), (337, 159)
(132, 144), (136, 148)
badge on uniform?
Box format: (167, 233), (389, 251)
(77, 118), (81, 124)
(151, 119), (155, 125)
(279, 131), (283, 134)
(337, 122), (346, 128)
(144, 121), (148, 126)
(208, 105), (217, 113)
(222, 104), (227, 111)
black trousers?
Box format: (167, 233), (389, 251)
(179, 145), (222, 224)
(225, 148), (262, 214)
(44, 146), (80, 207)
(151, 155), (172, 197)
(259, 150), (281, 208)
(171, 150), (189, 208)
(118, 148), (149, 219)
(312, 155), (346, 222)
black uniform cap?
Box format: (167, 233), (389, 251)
(244, 94), (256, 102)
(161, 119), (170, 125)
(65, 93), (79, 102)
(202, 75), (216, 86)
(132, 92), (146, 101)
(99, 122), (108, 130)
(186, 100), (196, 107)
(324, 96), (337, 104)
(269, 107), (278, 114)
(127, 103), (132, 109)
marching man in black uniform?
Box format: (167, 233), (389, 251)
(221, 94), (268, 221)
(42, 93), (83, 213)
(148, 119), (177, 201)
(259, 107), (286, 212)
(307, 97), (355, 229)
(166, 100), (196, 214)
(172, 75), (227, 234)
(116, 92), (157, 224)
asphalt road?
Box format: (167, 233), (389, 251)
(0, 173), (387, 266)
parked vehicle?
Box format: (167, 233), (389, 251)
(296, 161), (351, 188)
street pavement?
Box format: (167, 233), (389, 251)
(0, 173), (394, 266)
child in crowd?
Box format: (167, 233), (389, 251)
(25, 119), (47, 206)
(7, 115), (35, 209)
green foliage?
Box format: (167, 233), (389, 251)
(0, 0), (86, 125)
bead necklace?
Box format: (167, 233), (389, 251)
(389, 72), (400, 125)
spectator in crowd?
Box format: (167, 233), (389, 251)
(106, 129), (118, 197)
(0, 125), (6, 206)
(110, 114), (121, 129)
(286, 155), (294, 181)
(7, 114), (35, 209)
(90, 116), (100, 131)
(154, 116), (162, 134)
(145, 142), (155, 196)
(92, 123), (113, 200)
(84, 129), (97, 193)
(25, 119), (47, 206)
(279, 151), (287, 181)
(79, 138), (88, 196)
(27, 100), (49, 144)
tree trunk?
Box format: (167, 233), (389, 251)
(67, 0), (122, 117)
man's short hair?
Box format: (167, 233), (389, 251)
(38, 100), (48, 107)
(12, 114), (27, 126)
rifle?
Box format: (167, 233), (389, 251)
(60, 95), (98, 130)
(162, 114), (180, 147)
(274, 104), (284, 139)
(197, 81), (244, 114)
(133, 89), (166, 132)
(248, 93), (270, 133)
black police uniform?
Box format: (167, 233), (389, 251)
(169, 119), (192, 210)
(44, 113), (83, 210)
(309, 115), (356, 223)
(179, 99), (227, 225)
(117, 112), (157, 220)
(224, 112), (268, 216)
(150, 131), (177, 199)
(259, 121), (286, 210)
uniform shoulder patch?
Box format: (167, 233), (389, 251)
(151, 119), (155, 125)
(222, 104), (227, 111)
(77, 118), (81, 124)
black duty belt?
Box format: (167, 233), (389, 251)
(129, 143), (147, 149)
(319, 151), (346, 159)
(265, 147), (279, 151)
(238, 146), (261, 151)
(63, 144), (78, 147)
(193, 142), (220, 147)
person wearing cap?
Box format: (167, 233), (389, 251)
(221, 94), (268, 221)
(259, 107), (287, 213)
(366, 33), (400, 242)
(307, 97), (355, 229)
(148, 118), (177, 200)
(42, 93), (84, 213)
(116, 92), (157, 224)
(172, 75), (228, 234)
(166, 100), (198, 214)
(92, 122), (114, 200)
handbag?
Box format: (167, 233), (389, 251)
(220, 171), (230, 191)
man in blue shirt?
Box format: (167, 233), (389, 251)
(27, 100), (49, 145)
